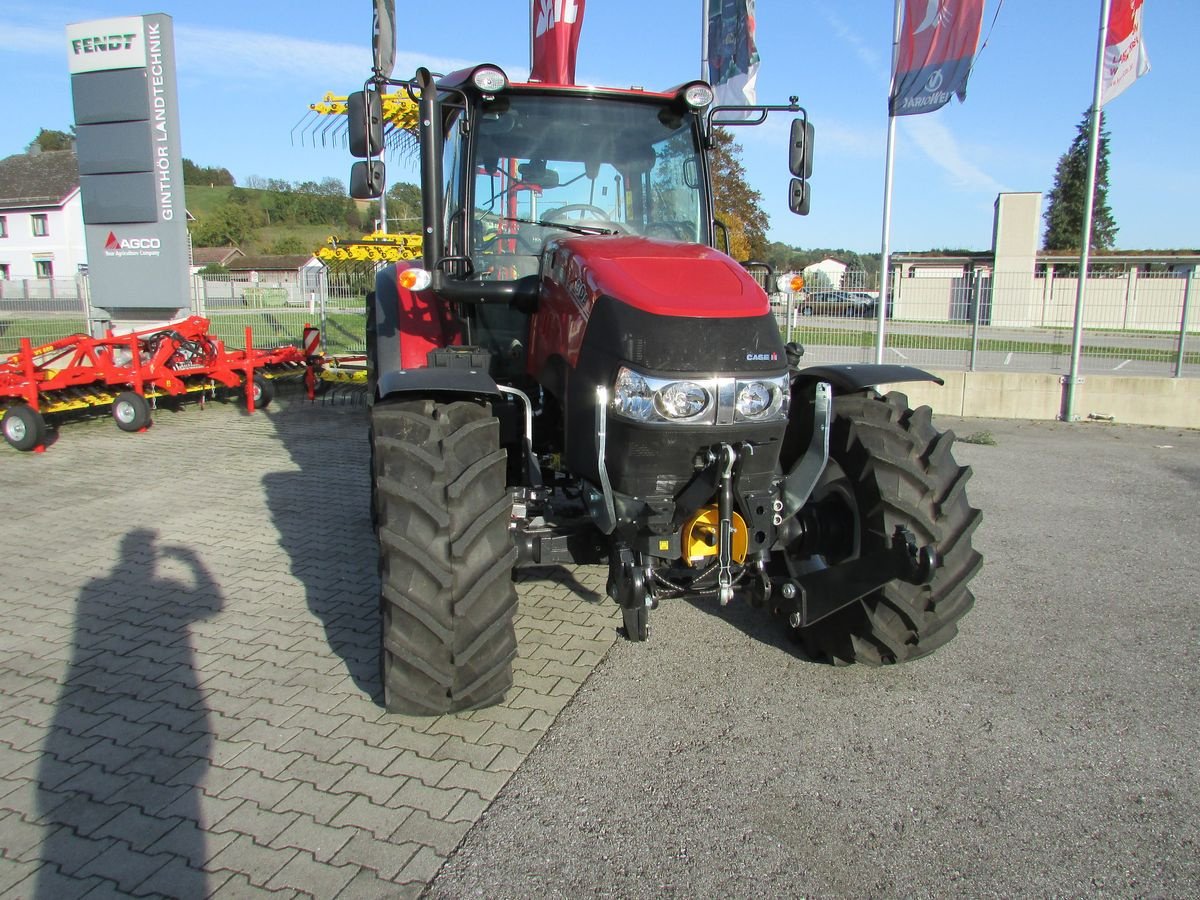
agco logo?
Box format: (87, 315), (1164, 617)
(105, 232), (160, 251)
(104, 231), (161, 256)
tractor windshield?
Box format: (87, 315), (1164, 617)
(467, 93), (708, 280)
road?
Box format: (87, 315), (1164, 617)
(431, 415), (1200, 898)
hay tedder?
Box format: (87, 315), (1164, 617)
(0, 316), (317, 451)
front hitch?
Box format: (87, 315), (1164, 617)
(772, 526), (940, 627)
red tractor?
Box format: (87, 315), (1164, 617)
(348, 65), (981, 715)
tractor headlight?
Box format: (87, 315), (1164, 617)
(735, 377), (788, 421)
(655, 381), (709, 420)
(612, 367), (654, 421)
(610, 368), (788, 425)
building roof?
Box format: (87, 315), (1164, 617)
(192, 246), (245, 267)
(226, 254), (318, 271)
(0, 150), (80, 209)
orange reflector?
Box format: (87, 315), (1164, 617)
(398, 268), (432, 291)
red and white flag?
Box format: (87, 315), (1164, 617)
(890, 0), (985, 117)
(1101, 0), (1150, 105)
(530, 0), (586, 85)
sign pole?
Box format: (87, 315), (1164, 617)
(1063, 0), (1112, 422)
(876, 0), (903, 365)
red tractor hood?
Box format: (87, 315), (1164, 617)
(553, 236), (769, 318)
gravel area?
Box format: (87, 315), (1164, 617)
(430, 416), (1200, 898)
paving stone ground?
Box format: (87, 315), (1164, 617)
(0, 390), (617, 898)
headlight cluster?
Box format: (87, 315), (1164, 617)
(611, 367), (789, 425)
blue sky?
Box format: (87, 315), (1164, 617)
(2, 1), (1196, 253)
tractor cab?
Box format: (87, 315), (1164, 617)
(466, 89), (710, 280)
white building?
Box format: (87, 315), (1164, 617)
(802, 256), (850, 289)
(0, 149), (88, 292)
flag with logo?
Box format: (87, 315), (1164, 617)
(706, 0), (759, 107)
(530, 0), (587, 85)
(1101, 0), (1150, 105)
(890, 0), (985, 116)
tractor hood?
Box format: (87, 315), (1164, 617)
(549, 235), (769, 319)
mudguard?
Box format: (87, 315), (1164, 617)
(377, 368), (500, 400)
(794, 363), (944, 394)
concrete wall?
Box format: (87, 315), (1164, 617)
(881, 370), (1200, 429)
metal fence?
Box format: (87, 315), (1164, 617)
(3, 261), (1196, 381)
(190, 270), (367, 356)
(773, 265), (1198, 379)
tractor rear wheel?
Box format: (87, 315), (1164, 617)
(784, 390), (982, 665)
(372, 398), (518, 714)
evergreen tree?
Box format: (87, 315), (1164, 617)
(1043, 109), (1117, 252)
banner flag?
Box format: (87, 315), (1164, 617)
(1101, 0), (1150, 105)
(530, 0), (587, 85)
(372, 0), (396, 78)
(890, 0), (984, 117)
(705, 0), (760, 107)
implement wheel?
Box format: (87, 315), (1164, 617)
(373, 398), (518, 715)
(2, 405), (47, 451)
(112, 391), (151, 433)
(250, 375), (275, 409)
(783, 390), (982, 665)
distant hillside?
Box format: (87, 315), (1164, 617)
(185, 180), (423, 256)
(185, 184), (369, 256)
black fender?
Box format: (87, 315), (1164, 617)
(377, 368), (501, 400)
(793, 363), (944, 394)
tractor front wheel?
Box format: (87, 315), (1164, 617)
(783, 390), (982, 665)
(372, 398), (518, 714)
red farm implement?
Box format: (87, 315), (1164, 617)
(0, 316), (317, 451)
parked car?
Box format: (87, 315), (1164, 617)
(798, 290), (878, 317)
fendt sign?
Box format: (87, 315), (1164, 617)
(68, 14), (189, 313)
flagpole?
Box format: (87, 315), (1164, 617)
(876, 0), (903, 365)
(1063, 0), (1112, 422)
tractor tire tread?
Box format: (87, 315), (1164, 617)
(794, 390), (981, 666)
(374, 399), (517, 715)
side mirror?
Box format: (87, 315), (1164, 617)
(350, 160), (385, 199)
(348, 90), (383, 159)
(788, 178), (810, 216)
(789, 118), (814, 179)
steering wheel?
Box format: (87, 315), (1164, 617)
(543, 204), (630, 233)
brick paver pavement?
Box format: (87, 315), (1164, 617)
(0, 391), (616, 898)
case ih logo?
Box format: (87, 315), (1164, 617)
(104, 231), (161, 257)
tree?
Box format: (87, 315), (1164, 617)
(26, 128), (75, 153)
(709, 128), (769, 260)
(182, 158), (235, 187)
(1043, 109), (1117, 252)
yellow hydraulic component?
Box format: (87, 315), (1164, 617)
(316, 231), (423, 263)
(320, 365), (368, 384)
(309, 92), (419, 132)
(681, 505), (749, 566)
